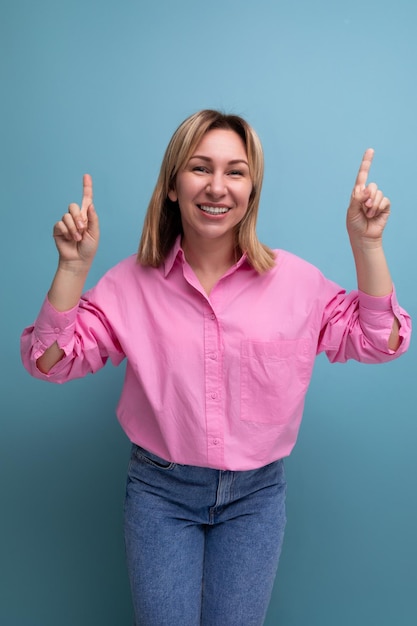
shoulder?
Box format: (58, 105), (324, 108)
(109, 253), (140, 272)
(101, 254), (158, 281)
(271, 249), (324, 277)
(85, 254), (161, 300)
(268, 249), (342, 294)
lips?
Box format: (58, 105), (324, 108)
(198, 204), (230, 215)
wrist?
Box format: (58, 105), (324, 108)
(57, 259), (91, 277)
(348, 235), (384, 253)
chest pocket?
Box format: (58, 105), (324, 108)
(240, 338), (313, 424)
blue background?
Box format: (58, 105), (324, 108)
(2, 1), (416, 624)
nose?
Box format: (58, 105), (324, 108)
(206, 171), (226, 198)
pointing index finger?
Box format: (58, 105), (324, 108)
(355, 148), (374, 189)
(81, 174), (94, 215)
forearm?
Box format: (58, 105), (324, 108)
(36, 342), (65, 374)
(36, 262), (90, 373)
(350, 240), (400, 350)
(350, 240), (392, 297)
(48, 261), (90, 311)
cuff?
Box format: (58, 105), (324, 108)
(33, 296), (79, 351)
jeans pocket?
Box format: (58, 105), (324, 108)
(132, 445), (176, 471)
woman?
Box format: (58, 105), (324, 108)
(21, 110), (411, 625)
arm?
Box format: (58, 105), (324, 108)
(37, 174), (100, 373)
(346, 149), (400, 350)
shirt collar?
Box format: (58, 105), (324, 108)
(163, 235), (250, 278)
(163, 236), (184, 277)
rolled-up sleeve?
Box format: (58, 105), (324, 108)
(27, 298), (77, 357)
(319, 286), (411, 364)
(357, 288), (409, 353)
(20, 296), (124, 382)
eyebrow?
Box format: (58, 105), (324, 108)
(189, 155), (249, 166)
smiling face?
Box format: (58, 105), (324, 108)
(168, 128), (253, 251)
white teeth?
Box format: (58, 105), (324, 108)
(199, 205), (229, 215)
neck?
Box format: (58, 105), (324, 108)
(181, 235), (238, 274)
(181, 235), (241, 296)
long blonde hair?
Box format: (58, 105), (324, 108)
(137, 109), (275, 273)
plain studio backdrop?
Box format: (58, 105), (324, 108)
(1, 1), (416, 624)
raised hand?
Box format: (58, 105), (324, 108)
(346, 149), (391, 245)
(53, 174), (100, 267)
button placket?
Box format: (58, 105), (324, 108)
(204, 307), (223, 465)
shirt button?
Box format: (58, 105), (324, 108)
(210, 392), (217, 399)
(213, 439), (219, 445)
(210, 314), (215, 320)
(209, 352), (217, 360)
(54, 328), (60, 334)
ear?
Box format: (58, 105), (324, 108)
(168, 187), (178, 202)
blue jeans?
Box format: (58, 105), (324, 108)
(124, 445), (287, 626)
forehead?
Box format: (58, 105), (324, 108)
(191, 128), (247, 159)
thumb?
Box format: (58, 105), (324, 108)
(350, 185), (371, 211)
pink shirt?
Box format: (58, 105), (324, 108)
(21, 239), (411, 470)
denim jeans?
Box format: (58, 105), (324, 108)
(124, 444), (287, 626)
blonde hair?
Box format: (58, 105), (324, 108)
(137, 109), (275, 273)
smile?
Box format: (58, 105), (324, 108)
(198, 205), (230, 215)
